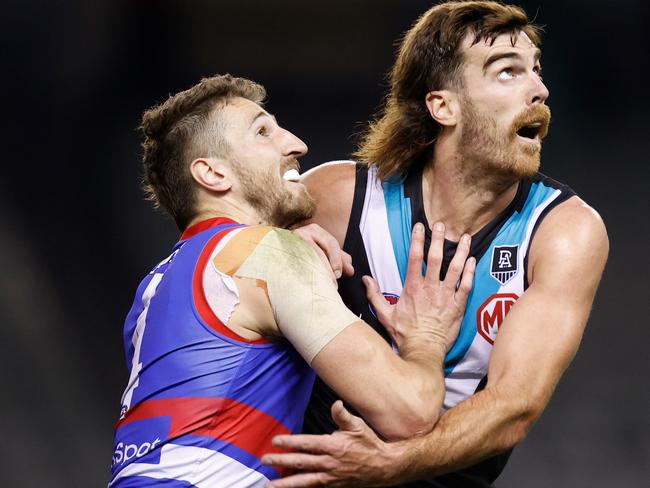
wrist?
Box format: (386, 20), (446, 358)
(400, 333), (447, 365)
(381, 437), (421, 485)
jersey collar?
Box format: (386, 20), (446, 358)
(180, 217), (240, 241)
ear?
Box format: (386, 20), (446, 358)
(189, 157), (233, 193)
(425, 90), (458, 127)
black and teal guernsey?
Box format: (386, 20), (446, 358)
(303, 163), (575, 487)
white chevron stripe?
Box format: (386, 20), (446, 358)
(109, 443), (269, 487)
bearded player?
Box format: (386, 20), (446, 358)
(264, 2), (609, 487)
(109, 75), (477, 487)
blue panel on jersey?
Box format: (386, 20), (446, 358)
(383, 178), (412, 283)
(444, 253), (501, 374)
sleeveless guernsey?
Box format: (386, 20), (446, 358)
(111, 217), (315, 487)
(304, 164), (575, 487)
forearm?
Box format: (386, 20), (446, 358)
(325, 324), (448, 440)
(390, 384), (534, 482)
(376, 341), (448, 440)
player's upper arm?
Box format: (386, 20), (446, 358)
(301, 161), (357, 246)
(221, 226), (441, 439)
(487, 198), (608, 426)
(228, 226), (360, 362)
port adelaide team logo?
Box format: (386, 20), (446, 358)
(490, 245), (519, 285)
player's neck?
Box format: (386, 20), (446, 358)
(422, 148), (519, 241)
(188, 198), (268, 229)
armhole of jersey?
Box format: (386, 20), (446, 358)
(342, 163), (369, 254)
(192, 225), (271, 345)
(523, 191), (576, 290)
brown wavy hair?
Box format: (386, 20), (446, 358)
(354, 1), (541, 181)
(140, 74), (266, 229)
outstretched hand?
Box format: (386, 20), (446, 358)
(364, 222), (475, 352)
(263, 401), (397, 487)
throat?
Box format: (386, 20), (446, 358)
(421, 163), (520, 241)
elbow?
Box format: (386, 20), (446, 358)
(372, 397), (440, 441)
(499, 396), (545, 449)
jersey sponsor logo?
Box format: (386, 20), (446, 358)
(368, 292), (399, 318)
(476, 293), (519, 344)
(112, 437), (162, 468)
(490, 245), (519, 285)
(112, 416), (170, 474)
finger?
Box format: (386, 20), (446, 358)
(455, 256), (476, 306)
(308, 226), (344, 279)
(272, 434), (337, 454)
(363, 276), (391, 324)
(312, 245), (338, 288)
(262, 452), (334, 472)
(443, 233), (471, 289)
(266, 471), (337, 488)
(405, 223), (426, 286)
(341, 251), (354, 277)
(331, 400), (366, 432)
(424, 222), (445, 284)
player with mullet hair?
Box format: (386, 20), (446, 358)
(264, 1), (609, 487)
(110, 74), (477, 487)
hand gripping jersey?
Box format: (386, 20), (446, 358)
(304, 164), (575, 488)
(110, 218), (316, 487)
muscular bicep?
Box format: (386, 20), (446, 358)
(487, 200), (609, 412)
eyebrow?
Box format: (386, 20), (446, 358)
(249, 110), (278, 128)
(482, 48), (542, 73)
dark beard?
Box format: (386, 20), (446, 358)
(232, 162), (315, 228)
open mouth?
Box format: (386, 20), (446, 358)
(516, 121), (543, 141)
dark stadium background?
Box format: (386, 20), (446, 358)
(2, 1), (648, 486)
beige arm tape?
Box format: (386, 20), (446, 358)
(232, 227), (359, 364)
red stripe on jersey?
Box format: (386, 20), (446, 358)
(180, 217), (239, 241)
(193, 226), (269, 344)
(117, 397), (292, 475)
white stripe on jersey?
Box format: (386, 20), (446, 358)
(121, 271), (164, 414)
(109, 443), (269, 488)
(359, 166), (403, 298)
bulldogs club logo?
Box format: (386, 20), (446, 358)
(368, 292), (400, 318)
(490, 245), (519, 285)
(476, 293), (519, 344)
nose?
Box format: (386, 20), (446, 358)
(529, 73), (549, 106)
(282, 128), (308, 158)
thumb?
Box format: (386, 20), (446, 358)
(331, 400), (365, 432)
(363, 276), (391, 320)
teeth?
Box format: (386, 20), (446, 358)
(282, 169), (301, 182)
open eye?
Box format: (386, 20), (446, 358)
(534, 65), (543, 80)
(497, 68), (515, 81)
(256, 125), (269, 137)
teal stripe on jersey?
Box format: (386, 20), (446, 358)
(383, 178), (412, 284)
(444, 180), (559, 375)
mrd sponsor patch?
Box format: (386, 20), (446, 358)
(476, 293), (519, 345)
(490, 245), (519, 285)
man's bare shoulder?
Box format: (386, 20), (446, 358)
(529, 196), (609, 283)
(301, 161), (357, 245)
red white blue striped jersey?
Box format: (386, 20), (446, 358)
(110, 217), (315, 487)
